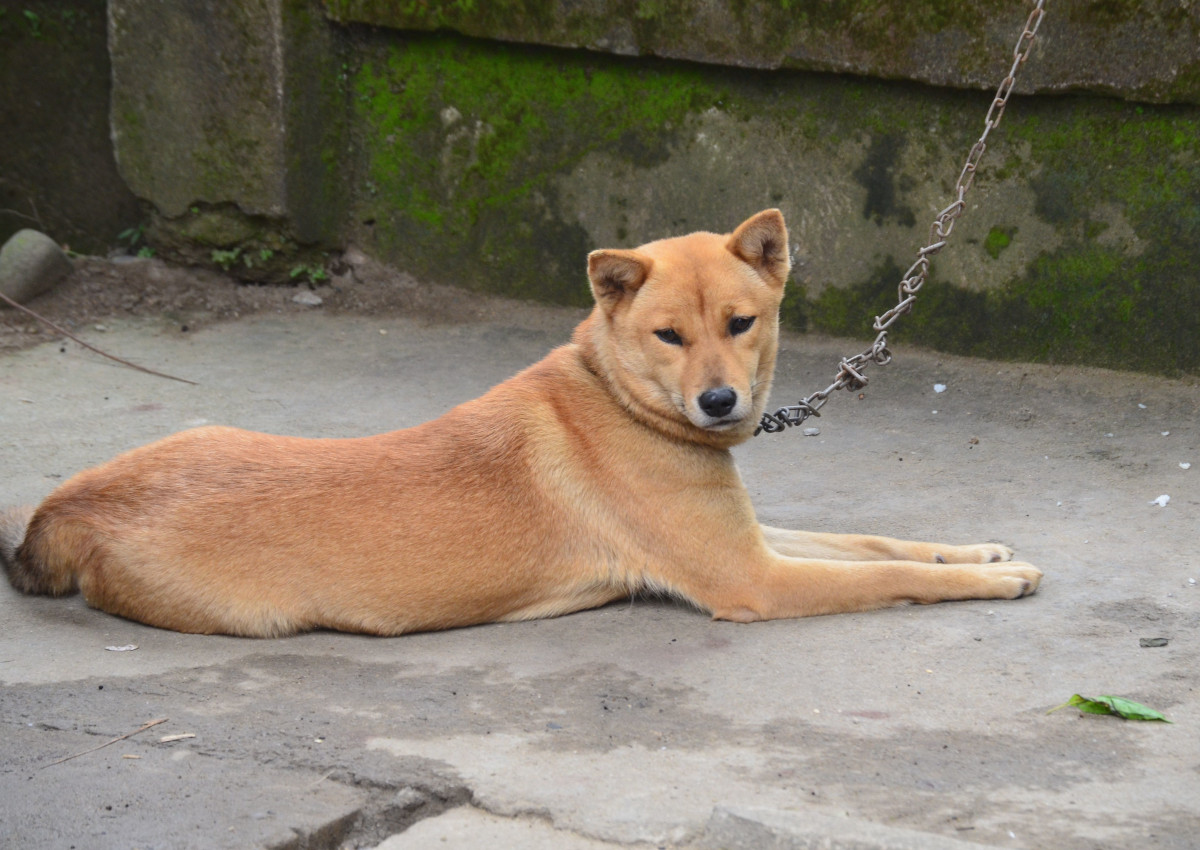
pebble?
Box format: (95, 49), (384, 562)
(1150, 495), (1170, 507)
(342, 246), (369, 268)
(0, 229), (73, 306)
(803, 427), (820, 436)
(292, 289), (323, 307)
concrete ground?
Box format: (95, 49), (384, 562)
(1, 300), (1198, 849)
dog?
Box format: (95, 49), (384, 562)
(0, 210), (1041, 636)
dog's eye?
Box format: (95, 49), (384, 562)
(729, 316), (756, 336)
(654, 328), (683, 346)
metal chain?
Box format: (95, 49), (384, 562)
(756, 0), (1046, 436)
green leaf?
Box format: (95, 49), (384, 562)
(1048, 694), (1171, 722)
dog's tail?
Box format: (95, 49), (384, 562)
(0, 506), (32, 570)
(1, 505), (76, 595)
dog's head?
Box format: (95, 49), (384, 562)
(578, 209), (789, 448)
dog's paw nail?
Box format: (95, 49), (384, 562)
(934, 553), (946, 564)
(989, 553), (1002, 563)
(1020, 579), (1032, 596)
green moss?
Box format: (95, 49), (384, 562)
(983, 227), (1012, 259)
(801, 93), (1200, 375)
(338, 29), (1200, 374)
(808, 237), (1200, 375)
(351, 33), (722, 302)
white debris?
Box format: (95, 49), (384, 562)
(1162, 431), (1170, 436)
(802, 427), (820, 436)
(1138, 403), (1147, 409)
(1181, 462), (1192, 470)
(104, 644), (138, 652)
(933, 383), (947, 393)
(159, 733), (196, 743)
(1150, 495), (1170, 507)
(291, 289), (323, 307)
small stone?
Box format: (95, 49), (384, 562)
(292, 289), (323, 307)
(341, 246), (369, 268)
(393, 788), (426, 812)
(1139, 637), (1169, 648)
(0, 230), (73, 306)
(802, 427), (820, 436)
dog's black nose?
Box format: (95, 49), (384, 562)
(698, 387), (738, 418)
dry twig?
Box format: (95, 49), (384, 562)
(0, 290), (198, 385)
(41, 717), (169, 768)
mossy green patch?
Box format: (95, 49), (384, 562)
(350, 33), (721, 303)
(805, 93), (1200, 375)
(810, 237), (1199, 375)
(341, 30), (1200, 375)
(983, 227), (1012, 259)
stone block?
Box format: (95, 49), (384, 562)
(109, 0), (346, 244)
(323, 0), (1200, 105)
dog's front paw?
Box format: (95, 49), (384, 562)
(981, 561), (1042, 598)
(934, 542), (1013, 564)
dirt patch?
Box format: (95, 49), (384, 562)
(0, 250), (582, 355)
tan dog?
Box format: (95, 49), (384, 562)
(0, 210), (1041, 636)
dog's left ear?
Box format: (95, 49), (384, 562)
(727, 209), (790, 288)
(587, 249), (653, 312)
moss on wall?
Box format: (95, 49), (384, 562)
(342, 30), (1200, 375)
(348, 33), (722, 304)
(808, 94), (1200, 374)
(323, 0), (1200, 105)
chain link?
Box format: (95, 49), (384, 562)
(756, 0), (1046, 436)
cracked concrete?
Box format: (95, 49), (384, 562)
(2, 294), (1199, 848)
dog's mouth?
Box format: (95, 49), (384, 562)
(683, 411), (746, 432)
(705, 416), (744, 431)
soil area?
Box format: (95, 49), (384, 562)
(0, 251), (564, 356)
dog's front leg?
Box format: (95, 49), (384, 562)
(692, 552), (1042, 623)
(760, 525), (1013, 565)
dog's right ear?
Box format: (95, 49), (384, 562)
(587, 249), (653, 312)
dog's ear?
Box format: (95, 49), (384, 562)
(587, 249), (653, 311)
(727, 209), (790, 288)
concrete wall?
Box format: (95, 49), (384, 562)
(9, 1), (1200, 373)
